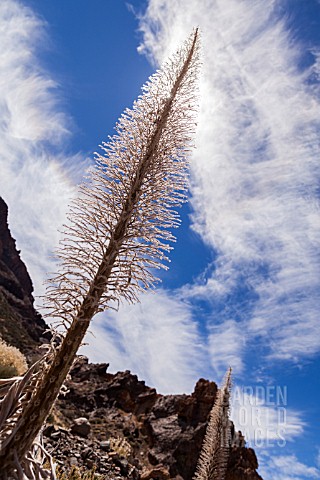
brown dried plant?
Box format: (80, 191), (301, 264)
(193, 368), (232, 480)
(0, 29), (200, 479)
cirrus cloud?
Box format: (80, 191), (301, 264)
(138, 0), (320, 369)
(0, 0), (85, 297)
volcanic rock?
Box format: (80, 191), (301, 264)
(0, 197), (49, 359)
(70, 417), (91, 438)
(226, 446), (263, 480)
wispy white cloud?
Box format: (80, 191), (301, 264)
(81, 289), (205, 394)
(138, 0), (320, 367)
(311, 49), (320, 81)
(0, 0), (69, 144)
(259, 453), (320, 480)
(208, 320), (245, 377)
(0, 0), (83, 297)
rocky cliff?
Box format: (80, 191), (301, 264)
(0, 197), (49, 360)
(0, 197), (263, 480)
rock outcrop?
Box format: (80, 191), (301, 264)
(226, 446), (263, 480)
(0, 197), (49, 359)
(49, 357), (262, 480)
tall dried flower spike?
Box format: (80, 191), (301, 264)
(193, 367), (232, 480)
(0, 29), (200, 478)
(45, 27), (200, 326)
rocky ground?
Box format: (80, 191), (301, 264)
(43, 356), (262, 480)
(0, 197), (263, 480)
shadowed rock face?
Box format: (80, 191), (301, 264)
(0, 197), (263, 479)
(226, 446), (263, 480)
(0, 197), (49, 359)
(0, 198), (33, 298)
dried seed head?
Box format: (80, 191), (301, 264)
(44, 30), (201, 328)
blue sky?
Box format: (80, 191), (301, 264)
(0, 0), (319, 478)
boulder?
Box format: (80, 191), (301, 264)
(70, 417), (91, 438)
